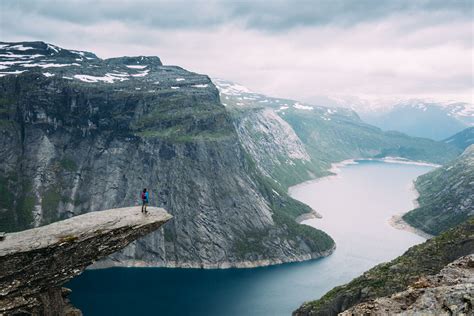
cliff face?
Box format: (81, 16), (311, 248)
(0, 41), (334, 268)
(231, 107), (316, 189)
(293, 219), (474, 316)
(0, 206), (172, 315)
(403, 145), (474, 235)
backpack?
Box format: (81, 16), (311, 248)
(141, 192), (146, 200)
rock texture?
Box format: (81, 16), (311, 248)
(403, 145), (474, 235)
(0, 41), (334, 268)
(0, 206), (172, 315)
(341, 255), (474, 315)
(293, 218), (474, 316)
(232, 107), (313, 188)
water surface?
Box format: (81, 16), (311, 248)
(68, 160), (434, 315)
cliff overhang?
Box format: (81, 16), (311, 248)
(0, 206), (172, 315)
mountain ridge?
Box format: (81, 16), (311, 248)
(0, 41), (335, 268)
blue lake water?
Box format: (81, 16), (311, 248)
(67, 160), (434, 315)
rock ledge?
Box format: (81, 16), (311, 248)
(0, 206), (172, 315)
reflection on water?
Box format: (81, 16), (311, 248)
(68, 160), (434, 316)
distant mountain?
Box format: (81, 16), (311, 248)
(358, 100), (473, 140)
(402, 145), (474, 235)
(444, 127), (474, 150)
(213, 79), (461, 189)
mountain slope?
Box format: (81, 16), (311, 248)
(293, 218), (474, 316)
(340, 254), (473, 315)
(0, 41), (334, 268)
(214, 79), (461, 189)
(444, 126), (474, 150)
(293, 143), (474, 315)
(402, 145), (474, 235)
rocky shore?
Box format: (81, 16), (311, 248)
(341, 254), (473, 315)
(92, 244), (336, 269)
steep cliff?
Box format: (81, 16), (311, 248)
(0, 41), (334, 268)
(293, 218), (474, 316)
(403, 145), (474, 235)
(0, 206), (172, 315)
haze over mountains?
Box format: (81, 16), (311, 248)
(357, 101), (473, 140)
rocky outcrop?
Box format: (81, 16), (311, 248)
(403, 145), (474, 235)
(341, 254), (473, 315)
(232, 107), (314, 189)
(0, 206), (172, 315)
(0, 41), (335, 268)
(293, 218), (474, 316)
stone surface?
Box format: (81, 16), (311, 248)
(341, 255), (474, 315)
(0, 206), (172, 315)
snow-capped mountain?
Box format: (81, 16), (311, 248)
(212, 78), (358, 121)
(358, 100), (473, 140)
(212, 79), (473, 141)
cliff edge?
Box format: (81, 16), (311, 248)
(0, 206), (172, 315)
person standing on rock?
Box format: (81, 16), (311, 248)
(141, 188), (149, 213)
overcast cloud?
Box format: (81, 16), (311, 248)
(1, 0), (473, 104)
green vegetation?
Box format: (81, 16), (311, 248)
(0, 176), (16, 232)
(135, 128), (233, 142)
(163, 227), (174, 242)
(17, 195), (35, 229)
(233, 150), (335, 260)
(59, 158), (78, 172)
(403, 146), (473, 235)
(261, 175), (334, 252)
(282, 109), (461, 166)
(0, 96), (15, 107)
(131, 97), (235, 142)
(234, 229), (271, 257)
(443, 127), (474, 150)
(58, 234), (78, 243)
(296, 218), (474, 315)
(41, 189), (62, 224)
(0, 175), (34, 232)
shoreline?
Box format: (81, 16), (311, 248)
(388, 182), (434, 239)
(295, 210), (323, 223)
(288, 159), (358, 195)
(93, 157), (434, 271)
(288, 156), (437, 195)
(289, 157), (436, 240)
(89, 244), (336, 270)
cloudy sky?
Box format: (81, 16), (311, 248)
(1, 0), (473, 105)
